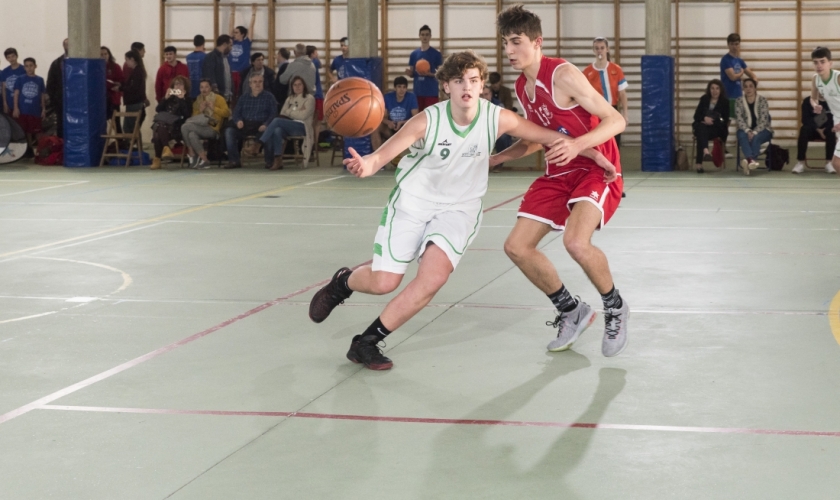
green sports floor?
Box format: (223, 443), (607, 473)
(1, 148), (839, 499)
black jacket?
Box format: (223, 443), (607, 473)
(155, 95), (193, 128)
(693, 94), (730, 130)
(202, 49), (229, 96)
(46, 55), (65, 111)
(801, 97), (833, 130)
(122, 68), (147, 106)
(272, 62), (290, 110)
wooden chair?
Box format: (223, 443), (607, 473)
(284, 115), (321, 168)
(330, 135), (344, 166)
(99, 111), (142, 167)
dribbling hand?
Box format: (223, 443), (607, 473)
(343, 147), (375, 178)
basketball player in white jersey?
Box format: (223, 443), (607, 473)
(308, 51), (617, 370)
(809, 46), (840, 174)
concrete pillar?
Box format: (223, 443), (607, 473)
(348, 0), (378, 58)
(68, 0), (101, 58)
(645, 0), (671, 56)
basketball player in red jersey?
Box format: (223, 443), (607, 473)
(491, 5), (629, 357)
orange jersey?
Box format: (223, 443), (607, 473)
(582, 62), (628, 107)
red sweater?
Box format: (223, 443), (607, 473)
(155, 61), (190, 102)
(105, 61), (124, 106)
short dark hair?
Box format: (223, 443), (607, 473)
(250, 52), (264, 63)
(497, 5), (543, 40)
(278, 47), (291, 60)
(340, 37), (349, 45)
(235, 26), (248, 37)
(216, 35), (232, 47)
(812, 46), (832, 60)
(743, 77), (757, 89)
(488, 72), (501, 84)
(394, 76), (408, 87)
(705, 79), (727, 100)
(306, 45), (317, 57)
(164, 46), (177, 55)
(23, 57), (36, 65)
(131, 42), (145, 52)
(194, 35), (205, 47)
(727, 33), (740, 44)
(419, 25), (431, 35)
(4, 48), (17, 57)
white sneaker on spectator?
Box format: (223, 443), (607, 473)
(826, 162), (837, 174)
(748, 160), (759, 170)
(792, 162), (805, 174)
(740, 159), (750, 176)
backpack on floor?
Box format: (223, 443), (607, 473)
(35, 136), (64, 166)
(765, 144), (789, 171)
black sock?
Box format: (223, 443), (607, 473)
(338, 270), (353, 295)
(548, 285), (577, 313)
(361, 317), (392, 341)
(601, 286), (623, 310)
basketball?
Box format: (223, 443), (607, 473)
(323, 77), (386, 138)
(415, 59), (430, 74)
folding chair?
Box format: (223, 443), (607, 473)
(100, 111), (143, 167)
(330, 135), (344, 166)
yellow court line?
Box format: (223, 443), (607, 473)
(0, 185), (300, 259)
(829, 290), (840, 347)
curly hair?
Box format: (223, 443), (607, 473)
(436, 51), (488, 87)
(169, 75), (191, 96)
(497, 5), (542, 40)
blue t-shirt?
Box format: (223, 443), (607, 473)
(408, 47), (443, 98)
(1, 65), (26, 110)
(330, 55), (347, 80)
(720, 53), (747, 99)
(312, 58), (324, 99)
(185, 51), (207, 98)
(384, 91), (418, 122)
(14, 75), (45, 116)
(228, 38), (252, 73)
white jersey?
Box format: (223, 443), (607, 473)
(815, 69), (840, 114)
(395, 99), (501, 204)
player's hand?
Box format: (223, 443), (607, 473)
(594, 155), (618, 183)
(488, 154), (501, 168)
(545, 136), (583, 166)
(343, 147), (376, 178)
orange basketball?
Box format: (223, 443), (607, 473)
(323, 77), (386, 138)
(415, 59), (431, 74)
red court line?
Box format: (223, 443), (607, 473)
(39, 405), (840, 438)
(0, 194), (526, 426)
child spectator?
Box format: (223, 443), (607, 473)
(155, 46), (190, 103)
(405, 25), (443, 110)
(228, 3), (257, 97)
(329, 37), (349, 83)
(373, 76), (417, 150)
(186, 35), (207, 99)
(13, 58), (46, 146)
(306, 45), (325, 122)
(1, 48), (26, 115)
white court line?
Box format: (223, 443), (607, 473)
(0, 179), (91, 183)
(304, 175), (347, 186)
(0, 180), (89, 198)
(165, 220), (359, 226)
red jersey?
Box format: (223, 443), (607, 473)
(514, 56), (620, 178)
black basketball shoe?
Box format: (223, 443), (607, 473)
(309, 267), (353, 323)
(346, 335), (393, 370)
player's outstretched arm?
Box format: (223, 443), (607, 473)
(344, 111), (428, 178)
(488, 138), (542, 167)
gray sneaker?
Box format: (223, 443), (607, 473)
(602, 299), (629, 357)
(546, 299), (597, 352)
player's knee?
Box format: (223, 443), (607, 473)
(563, 234), (590, 261)
(503, 237), (526, 262)
(372, 272), (402, 294)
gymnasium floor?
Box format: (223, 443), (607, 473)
(0, 150), (839, 499)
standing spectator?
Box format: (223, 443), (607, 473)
(228, 3), (257, 98)
(692, 79), (729, 173)
(123, 42), (149, 130)
(242, 52), (276, 91)
(306, 46), (324, 124)
(278, 44), (315, 94)
(224, 73), (277, 169)
(122, 50), (148, 137)
(1, 48), (26, 116)
(720, 33), (758, 118)
(405, 25), (443, 111)
(12, 58), (46, 149)
(186, 35), (207, 99)
(329, 37), (349, 83)
(155, 46), (190, 104)
(487, 72), (514, 110)
(793, 96), (836, 174)
(260, 76), (314, 170)
(273, 47), (291, 108)
(734, 78), (772, 175)
(151, 76), (192, 170)
(203, 35), (234, 102)
(182, 79), (231, 169)
(582, 37), (629, 146)
(101, 46), (123, 132)
(373, 76), (417, 150)
(46, 39), (68, 138)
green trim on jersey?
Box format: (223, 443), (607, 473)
(386, 188), (413, 264)
(423, 200), (483, 256)
(395, 105), (441, 186)
(446, 100), (482, 139)
(484, 101), (493, 152)
(373, 243), (383, 256)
